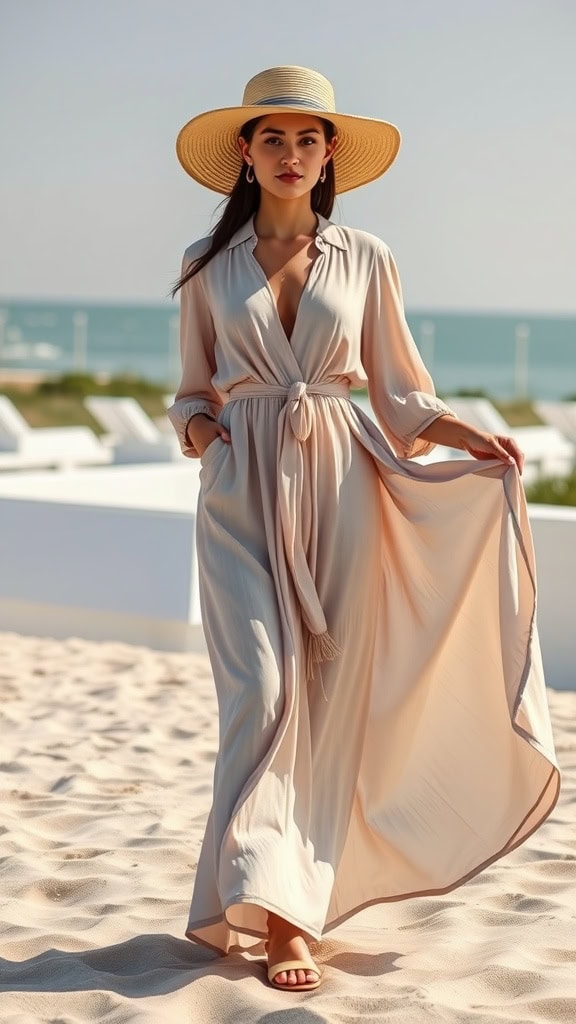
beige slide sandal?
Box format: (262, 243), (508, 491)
(266, 957), (323, 991)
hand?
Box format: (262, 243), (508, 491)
(419, 415), (525, 474)
(185, 413), (231, 456)
(460, 427), (525, 474)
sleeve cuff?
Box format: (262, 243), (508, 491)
(400, 396), (456, 459)
(166, 397), (220, 458)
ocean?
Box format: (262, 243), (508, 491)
(0, 299), (574, 400)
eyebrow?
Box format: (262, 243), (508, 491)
(258, 127), (322, 136)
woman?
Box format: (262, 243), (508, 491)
(168, 65), (560, 992)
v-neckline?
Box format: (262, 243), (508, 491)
(249, 226), (325, 348)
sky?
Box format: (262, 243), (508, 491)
(0, 0), (574, 313)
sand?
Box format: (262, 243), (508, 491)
(0, 629), (575, 1024)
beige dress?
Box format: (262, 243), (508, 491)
(167, 213), (560, 956)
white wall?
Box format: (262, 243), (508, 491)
(0, 464), (573, 689)
(0, 461), (200, 509)
(0, 463), (203, 651)
(529, 507), (576, 691)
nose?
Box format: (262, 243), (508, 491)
(281, 144), (300, 166)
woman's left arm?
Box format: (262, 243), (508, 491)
(419, 414), (525, 473)
(360, 244), (456, 459)
(361, 243), (523, 472)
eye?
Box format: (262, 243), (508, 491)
(300, 137), (317, 145)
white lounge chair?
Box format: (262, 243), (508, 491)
(0, 395), (111, 470)
(510, 426), (575, 483)
(441, 397), (511, 435)
(534, 401), (576, 445)
(152, 393), (178, 434)
(84, 396), (184, 463)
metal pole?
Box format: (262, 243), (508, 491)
(0, 308), (7, 372)
(169, 314), (180, 388)
(420, 319), (435, 372)
(72, 311), (88, 373)
(514, 323), (530, 399)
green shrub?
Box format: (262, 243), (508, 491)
(525, 472), (576, 506)
(37, 372), (166, 398)
(104, 374), (166, 396)
(38, 372), (101, 396)
(450, 388), (489, 398)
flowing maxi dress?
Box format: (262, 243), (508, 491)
(167, 213), (560, 956)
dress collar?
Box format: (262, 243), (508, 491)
(226, 212), (347, 251)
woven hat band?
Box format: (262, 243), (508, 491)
(250, 95), (329, 111)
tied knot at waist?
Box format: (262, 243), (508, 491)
(227, 378), (351, 694)
(228, 379), (351, 441)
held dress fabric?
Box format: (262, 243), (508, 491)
(167, 214), (560, 956)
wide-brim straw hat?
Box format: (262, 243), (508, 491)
(176, 65), (401, 195)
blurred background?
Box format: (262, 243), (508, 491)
(0, 0), (574, 674)
(0, 0), (575, 499)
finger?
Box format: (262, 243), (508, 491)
(497, 436), (525, 473)
(465, 435), (510, 461)
(497, 446), (517, 465)
(508, 443), (525, 471)
(510, 446), (525, 473)
(477, 436), (514, 464)
(493, 441), (519, 468)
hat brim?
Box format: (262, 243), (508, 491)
(175, 105), (401, 195)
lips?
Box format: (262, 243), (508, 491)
(277, 174), (302, 182)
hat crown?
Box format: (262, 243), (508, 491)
(242, 65), (335, 113)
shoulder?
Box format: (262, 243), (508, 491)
(329, 222), (391, 258)
(182, 234), (213, 268)
(343, 227), (390, 255)
(333, 225), (406, 303)
(325, 223), (396, 285)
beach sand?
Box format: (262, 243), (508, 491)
(0, 629), (574, 1023)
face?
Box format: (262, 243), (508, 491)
(238, 113), (337, 197)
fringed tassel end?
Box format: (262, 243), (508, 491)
(305, 629), (342, 695)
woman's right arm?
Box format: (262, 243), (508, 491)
(166, 250), (229, 458)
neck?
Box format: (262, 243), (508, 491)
(253, 194), (319, 241)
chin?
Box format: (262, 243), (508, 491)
(263, 181), (311, 200)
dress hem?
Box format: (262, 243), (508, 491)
(184, 760), (560, 957)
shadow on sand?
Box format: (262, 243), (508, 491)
(0, 932), (400, 995)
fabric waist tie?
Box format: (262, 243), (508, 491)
(228, 380), (352, 696)
(228, 380), (351, 441)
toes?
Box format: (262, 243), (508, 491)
(275, 970), (298, 985)
(273, 969), (302, 986)
(272, 967), (319, 987)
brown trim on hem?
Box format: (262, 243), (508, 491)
(183, 761), (560, 956)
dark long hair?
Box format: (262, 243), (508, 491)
(170, 116), (337, 297)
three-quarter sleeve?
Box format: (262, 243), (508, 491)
(360, 244), (455, 458)
(166, 249), (223, 458)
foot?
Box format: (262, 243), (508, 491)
(265, 921), (320, 988)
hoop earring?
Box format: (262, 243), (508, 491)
(320, 165), (326, 183)
(246, 165), (254, 184)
